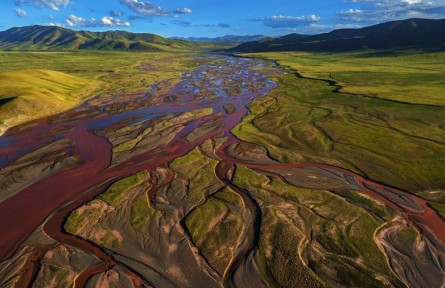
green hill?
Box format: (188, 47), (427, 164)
(228, 18), (445, 53)
(0, 25), (218, 52)
(0, 69), (95, 134)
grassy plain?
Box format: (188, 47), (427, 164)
(237, 51), (445, 193)
(0, 51), (200, 133)
(249, 51), (445, 105)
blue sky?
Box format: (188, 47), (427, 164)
(1, 0), (445, 37)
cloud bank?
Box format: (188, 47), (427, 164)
(65, 14), (130, 27)
(251, 14), (321, 28)
(340, 0), (445, 24)
(13, 8), (28, 18)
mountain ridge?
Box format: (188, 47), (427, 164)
(2, 18), (445, 52)
(0, 25), (218, 51)
(227, 18), (445, 53)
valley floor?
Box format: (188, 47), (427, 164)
(0, 51), (444, 288)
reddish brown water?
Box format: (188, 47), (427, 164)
(0, 55), (444, 285)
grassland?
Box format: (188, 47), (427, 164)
(169, 145), (222, 204)
(98, 171), (148, 206)
(250, 51), (445, 106)
(0, 51), (201, 134)
(185, 187), (244, 275)
(236, 51), (445, 193)
(0, 67), (95, 133)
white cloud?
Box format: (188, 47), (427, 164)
(403, 0), (422, 4)
(120, 0), (169, 16)
(110, 10), (124, 17)
(47, 22), (63, 27)
(340, 0), (445, 23)
(100, 16), (130, 27)
(251, 14), (321, 28)
(269, 15), (320, 21)
(65, 15), (85, 27)
(174, 7), (192, 14)
(213, 28), (228, 33)
(172, 20), (231, 28)
(13, 8), (28, 17)
(283, 23), (361, 34)
(338, 9), (364, 15)
(65, 14), (130, 27)
(15, 0), (72, 11)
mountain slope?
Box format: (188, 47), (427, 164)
(0, 25), (218, 51)
(228, 18), (445, 52)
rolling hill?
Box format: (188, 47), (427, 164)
(0, 25), (218, 51)
(227, 18), (445, 53)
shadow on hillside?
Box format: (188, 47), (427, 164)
(0, 97), (16, 108)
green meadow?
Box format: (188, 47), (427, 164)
(237, 51), (445, 193)
(0, 51), (198, 133)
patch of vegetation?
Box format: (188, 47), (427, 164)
(65, 200), (122, 249)
(113, 127), (153, 153)
(334, 190), (396, 221)
(214, 188), (242, 204)
(170, 146), (220, 203)
(186, 196), (228, 244)
(98, 170), (148, 206)
(130, 193), (161, 230)
(185, 188), (243, 274)
(44, 265), (71, 288)
(269, 221), (324, 288)
(64, 210), (82, 235)
(430, 202), (445, 220)
(395, 225), (419, 243)
(100, 231), (120, 249)
(113, 108), (213, 155)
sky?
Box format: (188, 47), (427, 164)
(1, 0), (445, 37)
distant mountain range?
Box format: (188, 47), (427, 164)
(171, 35), (266, 44)
(0, 25), (218, 51)
(227, 18), (445, 53)
(1, 18), (445, 53)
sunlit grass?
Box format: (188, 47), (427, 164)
(235, 51), (445, 192)
(0, 51), (200, 132)
(243, 51), (445, 106)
